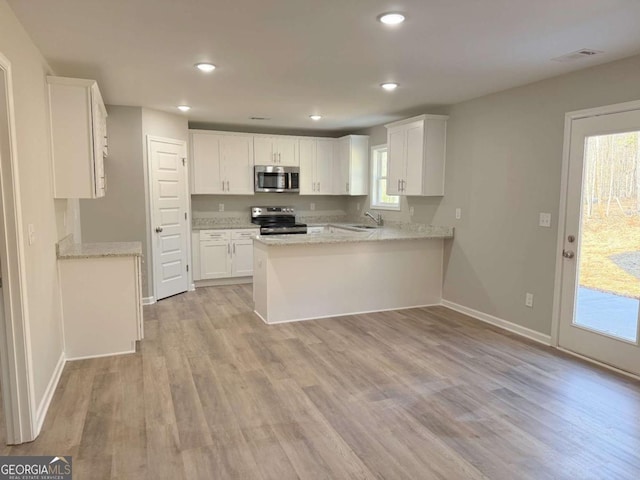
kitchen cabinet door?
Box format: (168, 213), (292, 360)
(275, 137), (299, 166)
(200, 240), (231, 279)
(253, 136), (275, 165)
(221, 134), (254, 194)
(387, 127), (405, 195)
(298, 138), (316, 195)
(333, 137), (350, 195)
(404, 122), (425, 195)
(231, 240), (254, 277)
(315, 139), (334, 194)
(190, 132), (223, 194)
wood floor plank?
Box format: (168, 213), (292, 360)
(2, 284), (639, 480)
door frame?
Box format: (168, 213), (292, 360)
(146, 135), (192, 303)
(551, 99), (640, 352)
(0, 52), (37, 443)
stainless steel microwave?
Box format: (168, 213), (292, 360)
(254, 165), (300, 193)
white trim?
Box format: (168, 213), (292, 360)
(441, 300), (552, 346)
(255, 303), (441, 325)
(142, 296), (156, 306)
(557, 347), (640, 381)
(189, 283), (196, 292)
(34, 352), (65, 434)
(195, 277), (252, 288)
(552, 98), (640, 348)
(65, 347), (136, 362)
(0, 52), (37, 444)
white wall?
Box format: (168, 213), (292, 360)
(351, 54), (640, 336)
(0, 0), (66, 410)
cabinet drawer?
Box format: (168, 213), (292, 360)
(231, 229), (259, 240)
(199, 230), (230, 241)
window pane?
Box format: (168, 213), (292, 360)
(380, 154), (388, 176)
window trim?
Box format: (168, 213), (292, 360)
(370, 144), (400, 211)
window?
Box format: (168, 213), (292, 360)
(370, 145), (400, 210)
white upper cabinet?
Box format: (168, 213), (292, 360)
(298, 138), (334, 195)
(254, 135), (299, 166)
(332, 135), (369, 195)
(385, 114), (448, 196)
(190, 131), (254, 195)
(48, 76), (108, 199)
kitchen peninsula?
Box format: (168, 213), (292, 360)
(253, 225), (453, 324)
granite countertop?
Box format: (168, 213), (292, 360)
(57, 235), (143, 259)
(254, 225), (453, 246)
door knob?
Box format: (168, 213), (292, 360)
(562, 249), (575, 259)
(155, 227), (163, 233)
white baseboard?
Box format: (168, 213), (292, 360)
(195, 277), (253, 288)
(142, 296), (155, 305)
(441, 299), (552, 346)
(256, 303), (442, 325)
(65, 347), (137, 362)
(35, 351), (66, 435)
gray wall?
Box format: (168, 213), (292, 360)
(80, 106), (146, 286)
(192, 194), (350, 218)
(352, 53), (640, 336)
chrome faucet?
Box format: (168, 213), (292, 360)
(364, 211), (384, 226)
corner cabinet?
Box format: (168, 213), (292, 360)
(386, 114), (448, 196)
(333, 135), (369, 195)
(48, 76), (108, 199)
(190, 130), (254, 194)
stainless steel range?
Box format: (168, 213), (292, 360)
(251, 206), (307, 235)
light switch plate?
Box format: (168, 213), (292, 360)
(218, 203), (224, 212)
(539, 212), (551, 227)
(455, 208), (461, 220)
(525, 293), (534, 308)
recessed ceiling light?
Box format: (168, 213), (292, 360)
(195, 63), (216, 72)
(177, 105), (191, 112)
(309, 115), (322, 121)
(378, 13), (405, 25)
(381, 82), (399, 91)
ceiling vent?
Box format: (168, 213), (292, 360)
(552, 49), (604, 63)
(249, 116), (271, 121)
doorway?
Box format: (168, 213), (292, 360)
(556, 102), (640, 376)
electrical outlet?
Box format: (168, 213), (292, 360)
(455, 208), (461, 220)
(539, 212), (551, 228)
(218, 203), (224, 212)
(525, 293), (534, 308)
(310, 203), (316, 211)
(409, 206), (415, 216)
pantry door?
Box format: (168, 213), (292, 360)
(557, 103), (640, 376)
(148, 136), (190, 301)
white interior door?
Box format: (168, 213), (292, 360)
(558, 107), (640, 375)
(149, 137), (189, 301)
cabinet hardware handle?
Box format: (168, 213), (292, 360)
(398, 179), (400, 191)
(279, 153), (282, 163)
(222, 181), (225, 191)
(318, 182), (320, 191)
(155, 226), (163, 233)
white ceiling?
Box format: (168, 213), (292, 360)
(8, 0), (640, 132)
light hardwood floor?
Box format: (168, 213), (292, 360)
(3, 285), (640, 479)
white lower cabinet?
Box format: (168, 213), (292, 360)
(193, 229), (259, 281)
